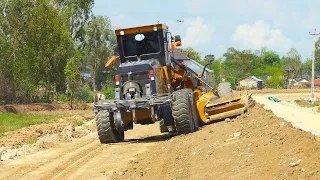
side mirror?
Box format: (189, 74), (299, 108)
(207, 57), (214, 64)
(174, 35), (181, 43)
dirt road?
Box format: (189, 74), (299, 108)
(1, 95), (320, 179)
(253, 93), (320, 136)
(0, 123), (166, 180)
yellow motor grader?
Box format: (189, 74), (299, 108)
(94, 23), (248, 143)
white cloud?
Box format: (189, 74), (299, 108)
(183, 17), (214, 47)
(184, 0), (208, 10)
(232, 20), (293, 52)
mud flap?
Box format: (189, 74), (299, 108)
(158, 103), (175, 126)
(115, 111), (124, 131)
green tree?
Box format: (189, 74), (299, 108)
(223, 47), (239, 62)
(261, 51), (280, 66)
(281, 48), (302, 79)
(54, 0), (94, 44)
(83, 16), (116, 91)
(182, 46), (202, 62)
(207, 58), (222, 87)
(65, 51), (82, 107)
(0, 0), (73, 103)
(299, 59), (312, 79)
(222, 48), (262, 86)
(266, 73), (285, 89)
(0, 0), (96, 104)
(315, 37), (320, 76)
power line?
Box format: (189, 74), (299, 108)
(309, 29), (320, 100)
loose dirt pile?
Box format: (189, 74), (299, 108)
(0, 112), (94, 147)
(112, 103), (320, 180)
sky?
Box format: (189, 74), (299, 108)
(93, 0), (320, 60)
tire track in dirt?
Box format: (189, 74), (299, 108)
(39, 141), (103, 180)
(49, 141), (153, 180)
(0, 123), (162, 180)
(0, 136), (97, 180)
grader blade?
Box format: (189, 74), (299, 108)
(205, 95), (248, 122)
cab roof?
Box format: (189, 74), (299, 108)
(115, 24), (168, 36)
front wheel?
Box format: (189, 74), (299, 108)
(171, 89), (199, 134)
(95, 110), (124, 144)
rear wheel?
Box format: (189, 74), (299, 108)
(95, 110), (124, 144)
(218, 82), (232, 97)
(171, 89), (199, 134)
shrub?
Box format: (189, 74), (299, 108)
(58, 93), (69, 103)
(73, 85), (94, 103)
(102, 87), (115, 99)
(266, 74), (285, 89)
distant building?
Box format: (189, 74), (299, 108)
(296, 78), (320, 88)
(297, 78), (309, 86)
(240, 76), (263, 90)
(288, 79), (298, 87)
(315, 78), (320, 87)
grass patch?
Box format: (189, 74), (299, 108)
(0, 113), (66, 136)
(295, 99), (320, 108)
(75, 121), (84, 126)
(27, 137), (38, 144)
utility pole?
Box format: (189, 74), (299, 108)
(309, 29), (320, 100)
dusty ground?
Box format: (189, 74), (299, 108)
(111, 103), (320, 180)
(0, 101), (320, 180)
(1, 90), (320, 180)
(0, 110), (93, 147)
(0, 123), (164, 180)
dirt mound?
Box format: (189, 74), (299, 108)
(112, 103), (320, 180)
(0, 113), (94, 147)
(0, 103), (92, 114)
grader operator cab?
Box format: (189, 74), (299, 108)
(94, 23), (249, 143)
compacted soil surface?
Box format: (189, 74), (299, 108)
(1, 99), (320, 180)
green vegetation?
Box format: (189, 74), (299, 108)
(73, 85), (94, 103)
(183, 46), (318, 89)
(27, 137), (38, 144)
(75, 121), (84, 126)
(0, 0), (319, 105)
(295, 99), (320, 108)
(0, 0), (115, 105)
(0, 113), (66, 136)
(58, 94), (69, 103)
(102, 87), (115, 99)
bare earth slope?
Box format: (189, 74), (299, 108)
(1, 103), (320, 180)
(112, 104), (320, 180)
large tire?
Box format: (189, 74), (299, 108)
(159, 119), (169, 133)
(218, 82), (232, 97)
(95, 110), (124, 144)
(171, 89), (199, 134)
